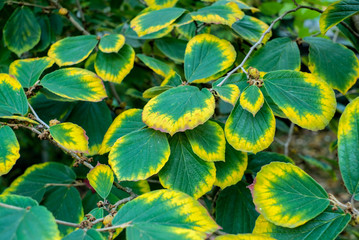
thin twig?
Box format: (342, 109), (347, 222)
(113, 196), (135, 208)
(55, 219), (81, 228)
(6, 0), (55, 9)
(284, 123), (295, 156)
(96, 222), (132, 232)
(113, 182), (138, 197)
(28, 103), (50, 129)
(109, 82), (122, 104)
(49, 0), (90, 35)
(75, 0), (85, 22)
(0, 202), (23, 210)
(44, 182), (86, 187)
(329, 193), (359, 216)
(91, 217), (104, 225)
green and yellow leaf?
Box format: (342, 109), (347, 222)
(0, 195), (61, 240)
(216, 182), (258, 234)
(215, 144), (247, 189)
(225, 102), (275, 153)
(161, 71), (182, 86)
(240, 85), (264, 116)
(0, 116), (38, 125)
(142, 86), (215, 135)
(216, 234), (275, 240)
(99, 34), (125, 53)
(213, 0), (259, 13)
(319, 0), (359, 34)
(144, 0), (179, 9)
(186, 120), (225, 162)
(143, 86), (174, 98)
(213, 84), (240, 106)
(48, 35), (98, 66)
(232, 15), (270, 44)
(185, 34), (236, 83)
(252, 162), (330, 228)
(338, 97), (359, 198)
(263, 70), (336, 130)
(176, 21), (210, 39)
(3, 7), (41, 56)
(191, 2), (244, 26)
(109, 128), (170, 181)
(95, 44), (135, 84)
(247, 151), (294, 175)
(244, 38), (300, 72)
(63, 229), (104, 240)
(0, 126), (20, 176)
(304, 37), (359, 94)
(9, 57), (54, 88)
(130, 7), (186, 37)
(253, 208), (351, 240)
(50, 122), (89, 153)
(112, 189), (219, 239)
(0, 73), (28, 116)
(4, 162), (76, 202)
(41, 68), (107, 102)
(87, 164), (114, 199)
(99, 109), (146, 154)
(154, 37), (187, 62)
(159, 133), (216, 199)
(137, 54), (172, 77)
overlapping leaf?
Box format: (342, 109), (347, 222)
(99, 109), (146, 154)
(253, 208), (351, 240)
(216, 234), (275, 240)
(320, 0), (359, 33)
(0, 116), (38, 125)
(185, 121), (226, 162)
(3, 7), (41, 56)
(48, 35), (98, 66)
(0, 126), (20, 176)
(232, 16), (270, 43)
(304, 37), (359, 94)
(155, 37), (187, 62)
(112, 189), (219, 239)
(0, 195), (61, 240)
(42, 187), (83, 235)
(184, 34), (236, 83)
(99, 34), (125, 53)
(252, 162), (330, 228)
(143, 86), (174, 98)
(95, 44), (135, 84)
(244, 38), (300, 72)
(213, 84), (240, 106)
(143, 0), (179, 9)
(214, 144), (247, 189)
(0, 74), (28, 116)
(62, 229), (104, 240)
(263, 70), (336, 130)
(87, 164), (114, 199)
(50, 122), (89, 153)
(137, 54), (172, 77)
(3, 162), (76, 202)
(240, 85), (264, 116)
(216, 182), (258, 234)
(9, 57), (54, 88)
(247, 152), (294, 175)
(191, 2), (244, 26)
(130, 7), (186, 37)
(143, 86), (215, 135)
(213, 0), (259, 12)
(41, 68), (107, 102)
(109, 128), (170, 181)
(338, 97), (359, 198)
(159, 133), (216, 199)
(225, 102), (275, 153)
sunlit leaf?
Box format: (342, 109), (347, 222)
(9, 57), (54, 88)
(216, 234), (275, 240)
(87, 164), (114, 199)
(304, 37), (359, 94)
(3, 7), (41, 56)
(159, 133), (215, 199)
(184, 34), (236, 83)
(240, 85), (264, 116)
(338, 97), (359, 198)
(232, 16), (270, 44)
(143, 86), (174, 98)
(213, 84), (240, 106)
(99, 34), (125, 53)
(0, 126), (20, 176)
(0, 74), (28, 116)
(143, 0), (179, 9)
(252, 162), (329, 228)
(99, 109), (146, 154)
(48, 35), (98, 66)
(50, 122), (89, 153)
(41, 68), (107, 102)
(109, 128), (170, 181)
(263, 70), (336, 130)
(225, 102), (275, 153)
(95, 44), (135, 84)
(143, 86), (215, 135)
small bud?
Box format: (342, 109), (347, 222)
(248, 67), (260, 80)
(103, 215), (114, 226)
(58, 8), (68, 15)
(49, 119), (60, 127)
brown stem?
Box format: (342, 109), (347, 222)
(284, 123), (295, 156)
(6, 1), (56, 10)
(96, 222), (132, 232)
(109, 82), (122, 104)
